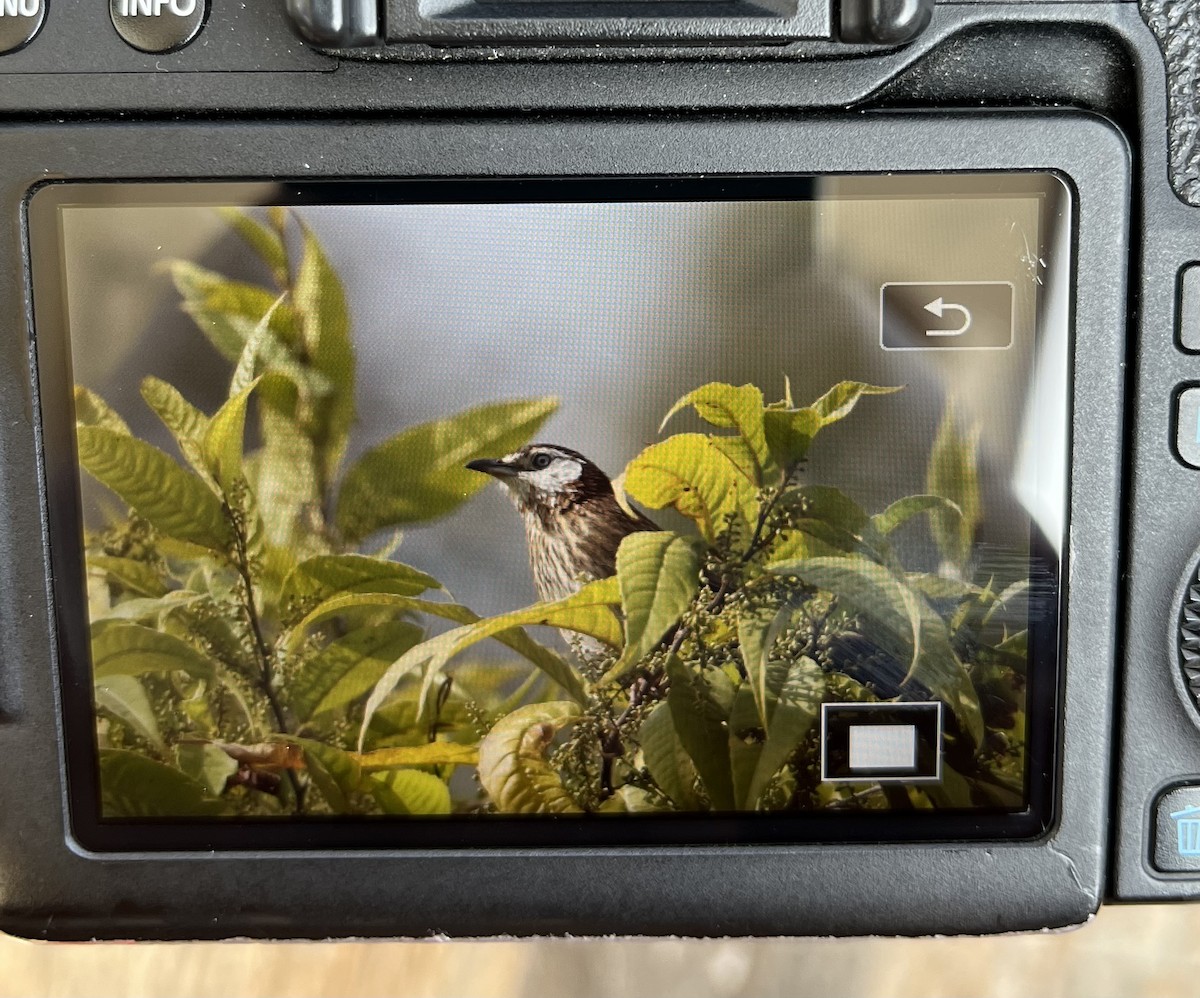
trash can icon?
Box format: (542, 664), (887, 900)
(1170, 805), (1200, 856)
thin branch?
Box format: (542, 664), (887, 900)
(227, 500), (306, 813)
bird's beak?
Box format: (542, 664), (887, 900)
(466, 457), (518, 479)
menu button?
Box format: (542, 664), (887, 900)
(111, 0), (206, 52)
(0, 0), (45, 55)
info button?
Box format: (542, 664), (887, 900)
(880, 281), (1014, 351)
(111, 0), (207, 53)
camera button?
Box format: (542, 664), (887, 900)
(0, 0), (46, 55)
(1175, 387), (1200, 469)
(1179, 265), (1200, 353)
(1153, 785), (1200, 873)
(110, 0), (206, 54)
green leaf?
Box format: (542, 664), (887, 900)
(355, 742), (479, 771)
(364, 769), (452, 815)
(217, 207), (290, 288)
(809, 381), (903, 424)
(762, 406), (821, 469)
(477, 701), (582, 813)
(770, 555), (983, 744)
(76, 426), (234, 552)
(611, 531), (702, 677)
(665, 657), (735, 810)
(166, 260), (327, 396)
(254, 373), (323, 551)
(87, 555), (170, 598)
(231, 293), (287, 398)
(739, 657), (825, 808)
(622, 433), (757, 543)
(139, 376), (214, 486)
(872, 494), (963, 538)
(99, 749), (226, 817)
(287, 592), (590, 742)
(99, 591), (206, 622)
(283, 736), (363, 814)
(926, 408), (982, 571)
(289, 620), (424, 722)
(176, 741), (239, 797)
(766, 485), (889, 566)
(279, 554), (440, 610)
(95, 675), (164, 752)
(736, 600), (794, 728)
(772, 554), (922, 669)
(356, 581), (614, 743)
(203, 378), (260, 494)
(334, 398), (558, 542)
(73, 386), (129, 434)
(91, 619), (217, 682)
(906, 573), (980, 602)
(638, 701), (700, 810)
(294, 220), (355, 483)
(661, 382), (772, 481)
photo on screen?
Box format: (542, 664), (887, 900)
(29, 177), (1070, 834)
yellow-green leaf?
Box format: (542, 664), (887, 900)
(74, 386), (129, 435)
(231, 295), (287, 397)
(282, 736), (362, 814)
(809, 381), (902, 424)
(203, 377), (260, 494)
(477, 701), (582, 813)
(76, 426), (233, 552)
(166, 260), (326, 396)
(926, 408), (982, 571)
(255, 373), (323, 551)
(176, 741), (239, 797)
(365, 769), (451, 815)
(355, 581), (614, 745)
(287, 591), (589, 740)
(665, 657), (735, 810)
(355, 742), (479, 771)
(661, 382), (772, 481)
(770, 555), (983, 744)
(87, 555), (170, 598)
(139, 376), (214, 486)
(294, 220), (355, 482)
(289, 619), (424, 722)
(91, 619), (217, 681)
(334, 397), (558, 542)
(218, 207), (290, 288)
(95, 675), (164, 752)
(279, 553), (440, 610)
(612, 531), (702, 676)
(738, 656), (825, 808)
(99, 749), (227, 817)
(638, 701), (700, 810)
(762, 406), (821, 469)
(622, 433), (757, 543)
(872, 494), (963, 538)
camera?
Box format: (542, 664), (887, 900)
(0, 0), (1188, 942)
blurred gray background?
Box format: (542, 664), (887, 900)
(61, 186), (1065, 618)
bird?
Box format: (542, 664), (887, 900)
(466, 444), (658, 604)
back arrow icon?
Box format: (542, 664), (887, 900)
(923, 297), (972, 337)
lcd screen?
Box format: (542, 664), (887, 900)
(28, 175), (1071, 849)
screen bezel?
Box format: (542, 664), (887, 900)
(28, 172), (1071, 853)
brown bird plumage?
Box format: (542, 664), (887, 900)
(466, 444), (658, 603)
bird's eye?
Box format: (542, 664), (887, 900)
(531, 453), (553, 470)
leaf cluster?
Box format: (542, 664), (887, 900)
(407, 380), (1031, 814)
(82, 210), (558, 816)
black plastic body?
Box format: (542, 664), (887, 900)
(0, 0), (1192, 938)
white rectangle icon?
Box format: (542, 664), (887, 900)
(847, 724), (917, 771)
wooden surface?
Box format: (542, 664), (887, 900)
(0, 904), (1193, 997)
